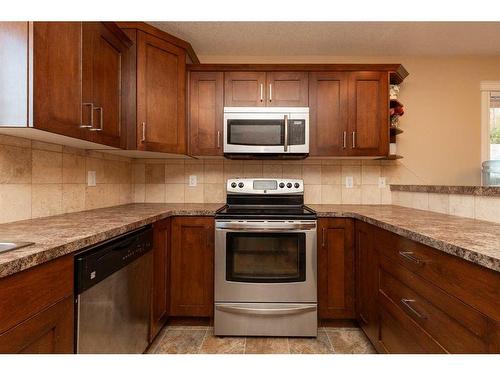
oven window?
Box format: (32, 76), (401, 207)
(226, 232), (306, 283)
(227, 119), (284, 146)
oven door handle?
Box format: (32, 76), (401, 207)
(215, 222), (317, 231)
(215, 304), (316, 316)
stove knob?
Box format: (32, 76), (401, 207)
(279, 182), (285, 188)
(294, 182), (300, 188)
(238, 182), (244, 188)
(286, 182), (292, 188)
(231, 182), (237, 188)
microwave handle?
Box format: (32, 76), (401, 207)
(284, 114), (288, 152)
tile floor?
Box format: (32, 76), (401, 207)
(147, 326), (376, 354)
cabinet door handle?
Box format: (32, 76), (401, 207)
(284, 115), (288, 152)
(141, 122), (146, 142)
(352, 131), (356, 148)
(398, 251), (425, 266)
(217, 130), (221, 148)
(321, 228), (326, 247)
(401, 298), (426, 320)
(89, 107), (103, 131)
(343, 131), (347, 148)
(269, 83), (272, 102)
(260, 84), (263, 102)
(80, 103), (94, 128)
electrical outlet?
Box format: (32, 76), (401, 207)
(378, 177), (387, 188)
(345, 176), (354, 188)
(189, 175), (197, 187)
(87, 171), (96, 187)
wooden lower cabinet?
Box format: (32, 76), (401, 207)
(317, 218), (355, 320)
(151, 218), (170, 340)
(170, 217), (214, 317)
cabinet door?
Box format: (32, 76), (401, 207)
(266, 72), (308, 107)
(137, 31), (186, 153)
(224, 71), (266, 107)
(355, 221), (379, 346)
(151, 218), (170, 340)
(347, 71), (389, 156)
(318, 218), (355, 319)
(189, 72), (224, 156)
(33, 22), (88, 140)
(82, 22), (128, 148)
(0, 297), (74, 354)
(309, 72), (349, 156)
(170, 217), (214, 317)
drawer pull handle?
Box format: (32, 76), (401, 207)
(401, 298), (426, 320)
(321, 228), (326, 247)
(399, 251), (424, 266)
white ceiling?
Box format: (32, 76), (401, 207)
(149, 22), (500, 57)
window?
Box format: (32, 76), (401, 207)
(481, 82), (500, 162)
(489, 92), (500, 161)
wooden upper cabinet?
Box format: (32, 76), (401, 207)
(224, 71), (266, 107)
(318, 218), (355, 320)
(347, 71), (389, 156)
(266, 72), (308, 106)
(82, 22), (129, 148)
(136, 31), (186, 153)
(309, 72), (348, 156)
(189, 72), (224, 156)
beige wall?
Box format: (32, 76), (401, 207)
(198, 55), (500, 185)
(0, 134), (133, 224)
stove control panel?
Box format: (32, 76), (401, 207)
(226, 178), (304, 194)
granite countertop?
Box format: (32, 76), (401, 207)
(390, 184), (500, 196)
(0, 203), (499, 278)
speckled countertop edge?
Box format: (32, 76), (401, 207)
(390, 184), (500, 196)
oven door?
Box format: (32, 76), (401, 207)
(215, 220), (317, 303)
(223, 107), (309, 154)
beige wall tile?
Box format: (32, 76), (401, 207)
(428, 193), (449, 214)
(321, 165), (341, 185)
(412, 192), (429, 210)
(85, 184), (107, 210)
(380, 187), (392, 204)
(361, 185), (381, 205)
(361, 165), (380, 185)
(396, 191), (413, 208)
(145, 184), (166, 203)
(119, 183), (133, 205)
(62, 153), (85, 183)
(341, 165), (361, 186)
(0, 184), (31, 223)
(85, 157), (105, 184)
(303, 164), (321, 185)
(243, 163), (263, 178)
(0, 144), (32, 183)
(62, 184), (86, 213)
(204, 162), (224, 183)
(223, 161), (244, 180)
(0, 134), (31, 148)
(341, 160), (362, 166)
(32, 149), (62, 183)
(104, 184), (121, 207)
(321, 185), (341, 204)
(282, 164), (302, 179)
(32, 184), (63, 218)
(185, 184), (204, 203)
(165, 162), (185, 183)
(165, 184), (185, 203)
(32, 140), (62, 152)
(185, 161), (204, 184)
(474, 196), (500, 223)
(133, 184), (146, 203)
(262, 164), (283, 177)
(448, 194), (475, 219)
(145, 163), (166, 184)
(304, 185), (321, 204)
(62, 146), (86, 156)
(204, 183), (225, 203)
(341, 186), (362, 204)
(133, 164), (146, 184)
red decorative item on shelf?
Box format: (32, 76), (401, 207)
(390, 99), (404, 117)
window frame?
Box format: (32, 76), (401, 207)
(480, 81), (500, 163)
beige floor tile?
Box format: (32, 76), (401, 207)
(288, 331), (333, 354)
(199, 329), (245, 354)
(325, 328), (376, 354)
(152, 329), (207, 354)
(245, 337), (289, 354)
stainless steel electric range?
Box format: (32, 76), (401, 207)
(214, 178), (317, 337)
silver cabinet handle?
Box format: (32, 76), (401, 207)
(284, 114), (288, 152)
(89, 107), (103, 131)
(399, 251), (425, 266)
(401, 298), (426, 320)
(269, 83), (272, 102)
(217, 130), (221, 148)
(322, 227), (326, 247)
(216, 304), (316, 316)
(343, 131), (347, 148)
(80, 103), (94, 128)
(141, 122), (146, 142)
(352, 131), (356, 148)
(260, 83), (263, 102)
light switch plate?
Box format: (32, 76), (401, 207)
(87, 171), (96, 187)
(378, 177), (387, 188)
(189, 175), (197, 187)
(345, 176), (354, 188)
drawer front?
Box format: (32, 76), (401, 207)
(379, 292), (445, 354)
(379, 255), (490, 353)
(373, 226), (500, 322)
(0, 256), (73, 334)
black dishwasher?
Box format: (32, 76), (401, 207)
(75, 226), (153, 354)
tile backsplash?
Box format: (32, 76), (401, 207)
(0, 134), (133, 224)
(132, 158), (403, 205)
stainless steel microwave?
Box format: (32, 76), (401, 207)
(223, 107), (309, 158)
